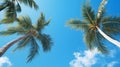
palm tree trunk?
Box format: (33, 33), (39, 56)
(97, 0), (107, 18)
(0, 34), (30, 57)
(96, 26), (120, 47)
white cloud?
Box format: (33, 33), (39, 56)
(70, 48), (100, 67)
(107, 61), (118, 67)
(0, 56), (12, 67)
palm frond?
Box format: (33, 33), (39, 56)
(36, 13), (51, 31)
(94, 32), (108, 54)
(18, 0), (38, 10)
(102, 16), (120, 24)
(0, 1), (9, 11)
(15, 2), (21, 12)
(36, 13), (45, 31)
(27, 37), (39, 62)
(37, 34), (52, 52)
(102, 26), (120, 39)
(0, 27), (26, 36)
(84, 29), (108, 54)
(12, 36), (31, 52)
(82, 3), (95, 24)
(103, 27), (120, 35)
(84, 30), (96, 50)
(44, 19), (51, 26)
(1, 2), (16, 23)
(96, 41), (108, 54)
(102, 17), (120, 35)
(66, 19), (89, 31)
(17, 16), (33, 29)
(4, 2), (16, 17)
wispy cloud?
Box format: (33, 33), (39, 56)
(107, 61), (118, 67)
(109, 50), (116, 58)
(0, 56), (12, 67)
(70, 48), (100, 67)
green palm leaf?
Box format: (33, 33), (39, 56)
(82, 4), (95, 24)
(36, 13), (45, 31)
(18, 0), (38, 10)
(27, 37), (39, 62)
(103, 26), (120, 35)
(96, 41), (108, 54)
(102, 17), (120, 35)
(17, 16), (33, 29)
(1, 2), (16, 23)
(0, 0), (38, 24)
(37, 34), (52, 51)
(12, 36), (31, 52)
(84, 29), (96, 50)
(44, 19), (51, 26)
(102, 16), (120, 24)
(94, 32), (108, 54)
(66, 19), (89, 31)
(0, 0), (9, 11)
(0, 27), (26, 35)
(16, 2), (21, 12)
(36, 13), (51, 32)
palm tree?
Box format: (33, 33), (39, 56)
(0, 0), (38, 23)
(66, 0), (120, 53)
(0, 13), (52, 62)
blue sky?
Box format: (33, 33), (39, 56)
(0, 0), (120, 67)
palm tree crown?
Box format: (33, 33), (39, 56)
(0, 13), (52, 62)
(67, 0), (120, 54)
(0, 0), (38, 23)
